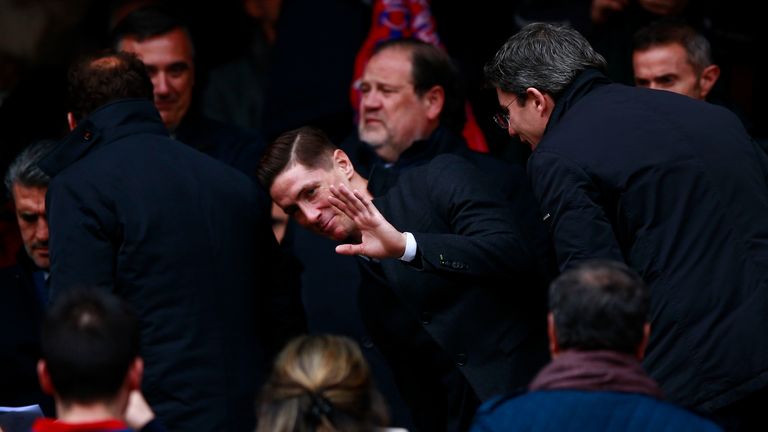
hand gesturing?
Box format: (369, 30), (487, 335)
(328, 184), (406, 259)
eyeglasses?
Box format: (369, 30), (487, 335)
(492, 96), (519, 129)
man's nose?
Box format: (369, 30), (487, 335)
(361, 91), (381, 110)
(37, 218), (49, 243)
(153, 73), (170, 96)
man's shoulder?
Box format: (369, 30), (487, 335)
(473, 390), (722, 431)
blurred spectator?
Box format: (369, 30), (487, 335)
(33, 288), (164, 432)
(202, 0), (282, 132)
(632, 19), (720, 100)
(256, 334), (393, 432)
(471, 261), (722, 432)
(113, 5), (266, 177)
(0, 140), (56, 415)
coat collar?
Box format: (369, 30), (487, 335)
(39, 99), (167, 177)
(545, 68), (612, 135)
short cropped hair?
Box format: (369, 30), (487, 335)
(484, 22), (607, 101)
(257, 334), (389, 432)
(67, 50), (153, 121)
(4, 139), (56, 194)
(373, 39), (466, 133)
(112, 5), (193, 54)
(549, 260), (649, 354)
(257, 126), (337, 190)
(40, 288), (140, 403)
(633, 19), (714, 74)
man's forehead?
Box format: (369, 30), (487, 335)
(119, 30), (193, 63)
(271, 163), (318, 200)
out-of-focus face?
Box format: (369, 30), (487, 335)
(12, 184), (49, 269)
(270, 161), (358, 241)
(495, 89), (548, 150)
(119, 28), (195, 130)
(358, 48), (434, 163)
(632, 43), (703, 100)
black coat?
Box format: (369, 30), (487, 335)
(39, 99), (304, 432)
(528, 69), (768, 413)
(363, 154), (550, 403)
(0, 250), (52, 413)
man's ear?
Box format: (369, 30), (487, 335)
(37, 359), (55, 396)
(698, 64), (720, 100)
(547, 312), (560, 358)
(423, 85), (445, 121)
(526, 87), (553, 118)
(635, 322), (651, 360)
(67, 112), (77, 131)
(127, 357), (144, 391)
(333, 149), (355, 180)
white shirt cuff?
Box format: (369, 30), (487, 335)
(399, 232), (417, 262)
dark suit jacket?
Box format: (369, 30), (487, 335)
(0, 250), (52, 413)
(39, 99), (304, 432)
(529, 68), (768, 413)
(363, 154), (550, 403)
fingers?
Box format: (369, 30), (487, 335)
(330, 184), (370, 217)
(336, 243), (363, 256)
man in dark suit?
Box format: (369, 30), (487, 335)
(258, 126), (549, 431)
(113, 5), (265, 178)
(39, 50), (304, 432)
(1, 140), (56, 413)
(485, 22), (768, 430)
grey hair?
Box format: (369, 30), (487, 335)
(484, 22), (607, 100)
(4, 139), (57, 194)
(633, 19), (713, 74)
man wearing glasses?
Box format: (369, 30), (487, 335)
(485, 23), (768, 430)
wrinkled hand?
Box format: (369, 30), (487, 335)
(329, 184), (406, 259)
(124, 390), (156, 430)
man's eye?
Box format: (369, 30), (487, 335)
(20, 214), (38, 223)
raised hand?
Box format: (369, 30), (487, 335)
(328, 183), (407, 259)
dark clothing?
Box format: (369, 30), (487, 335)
(0, 250), (51, 413)
(343, 126), (556, 281)
(528, 69), (768, 413)
(471, 351), (721, 432)
(362, 154), (550, 430)
(173, 113), (266, 179)
(39, 99), (304, 432)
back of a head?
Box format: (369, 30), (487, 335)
(4, 139), (56, 193)
(256, 334), (388, 432)
(41, 288), (140, 404)
(374, 39), (466, 133)
(632, 18), (713, 73)
(549, 260), (649, 355)
(257, 126), (337, 190)
(68, 50), (153, 121)
(484, 22), (607, 99)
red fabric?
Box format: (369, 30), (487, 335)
(32, 418), (131, 432)
(351, 0), (489, 153)
(529, 350), (665, 399)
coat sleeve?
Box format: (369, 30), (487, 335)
(528, 149), (624, 271)
(46, 176), (118, 299)
(408, 156), (534, 278)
